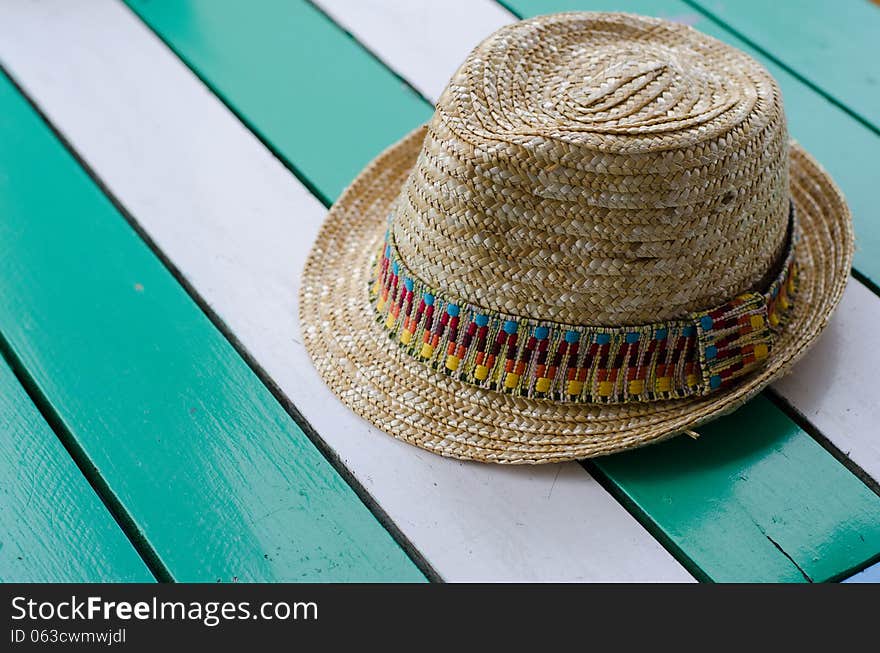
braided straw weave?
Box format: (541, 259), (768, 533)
(300, 12), (853, 463)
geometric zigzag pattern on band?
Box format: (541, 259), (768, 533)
(371, 204), (798, 404)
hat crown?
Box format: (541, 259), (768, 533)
(391, 12), (789, 325)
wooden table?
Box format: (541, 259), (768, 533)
(0, 0), (878, 583)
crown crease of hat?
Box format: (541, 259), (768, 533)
(390, 12), (790, 326)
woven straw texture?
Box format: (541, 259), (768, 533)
(300, 12), (853, 463)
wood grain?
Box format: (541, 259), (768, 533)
(0, 353), (153, 582)
(0, 0), (695, 581)
(0, 67), (423, 582)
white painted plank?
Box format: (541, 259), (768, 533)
(774, 282), (880, 481)
(315, 0), (514, 103)
(0, 0), (692, 581)
(314, 0), (880, 485)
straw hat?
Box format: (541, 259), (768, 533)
(300, 12), (852, 464)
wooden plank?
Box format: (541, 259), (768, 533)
(685, 0), (880, 129)
(315, 0), (514, 102)
(0, 354), (153, 582)
(121, 0), (880, 581)
(0, 68), (423, 583)
(132, 0), (430, 206)
(315, 0), (880, 486)
(774, 282), (880, 484)
(598, 396), (880, 582)
(844, 562), (880, 583)
(496, 0), (880, 290)
(0, 0), (693, 582)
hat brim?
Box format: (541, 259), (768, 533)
(299, 125), (853, 463)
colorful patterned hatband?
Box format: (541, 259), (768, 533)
(370, 203), (798, 405)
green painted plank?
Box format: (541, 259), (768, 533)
(596, 397), (880, 582)
(685, 0), (880, 130)
(125, 0), (431, 205)
(0, 354), (153, 582)
(0, 70), (423, 582)
(499, 0), (880, 289)
(126, 0), (880, 581)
